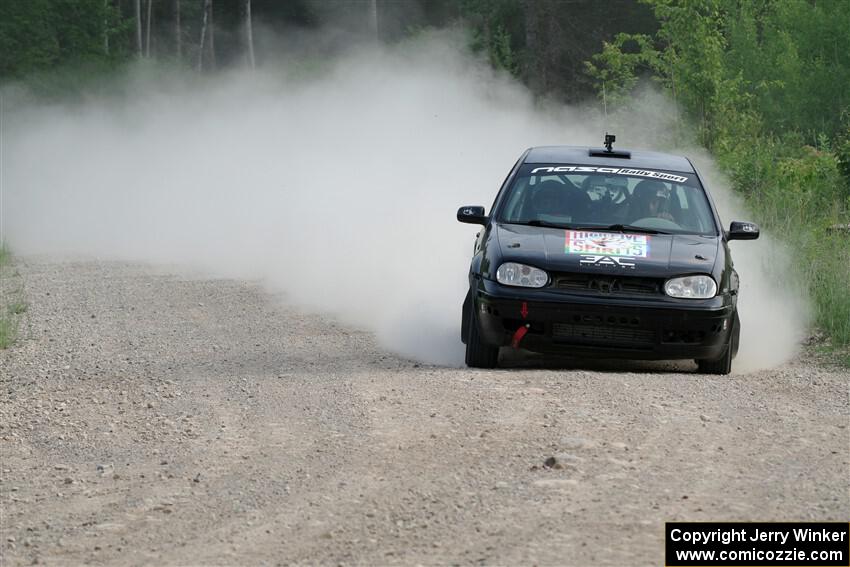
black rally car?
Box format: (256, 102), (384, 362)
(457, 139), (759, 374)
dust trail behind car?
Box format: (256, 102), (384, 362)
(1, 34), (807, 371)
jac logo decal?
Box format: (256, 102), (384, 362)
(579, 255), (636, 269)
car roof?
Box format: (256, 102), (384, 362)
(524, 146), (695, 174)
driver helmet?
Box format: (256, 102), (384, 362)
(632, 179), (671, 216)
(604, 176), (629, 202)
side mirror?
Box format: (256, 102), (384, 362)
(457, 205), (488, 225)
(728, 221), (760, 241)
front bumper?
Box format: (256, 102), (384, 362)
(473, 277), (734, 360)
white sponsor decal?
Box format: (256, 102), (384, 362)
(530, 165), (688, 184)
(579, 255), (636, 269)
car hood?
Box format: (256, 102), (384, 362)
(494, 223), (719, 277)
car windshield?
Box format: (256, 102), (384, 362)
(497, 164), (718, 235)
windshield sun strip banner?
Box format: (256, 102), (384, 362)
(565, 230), (649, 258)
(530, 165), (689, 184)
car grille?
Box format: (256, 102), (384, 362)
(553, 273), (662, 296)
(552, 322), (656, 348)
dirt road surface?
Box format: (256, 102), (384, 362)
(2, 260), (848, 566)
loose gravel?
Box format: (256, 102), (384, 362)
(1, 259), (848, 566)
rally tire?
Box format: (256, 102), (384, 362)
(730, 311), (741, 359)
(697, 311), (738, 375)
(465, 301), (499, 369)
(460, 290), (471, 345)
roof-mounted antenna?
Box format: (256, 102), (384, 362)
(604, 133), (616, 153)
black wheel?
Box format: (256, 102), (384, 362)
(697, 311), (738, 375)
(460, 290), (471, 345)
(730, 311), (741, 359)
(464, 297), (499, 369)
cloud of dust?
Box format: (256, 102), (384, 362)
(687, 152), (811, 372)
(1, 33), (808, 370)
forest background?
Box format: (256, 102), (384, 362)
(1, 0), (848, 358)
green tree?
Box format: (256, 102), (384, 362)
(0, 0), (125, 80)
(585, 0), (850, 348)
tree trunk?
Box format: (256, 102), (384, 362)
(523, 0), (554, 95)
(145, 0), (153, 58)
(523, 0), (542, 93)
(369, 0), (378, 42)
(103, 0), (109, 55)
(197, 0), (210, 71)
(245, 0), (255, 68)
(541, 0), (556, 94)
(134, 0), (143, 57)
(208, 0), (216, 70)
(174, 0), (181, 60)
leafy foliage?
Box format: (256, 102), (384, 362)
(585, 33), (661, 106)
(460, 0), (522, 76)
(0, 0), (126, 79)
(587, 0), (850, 348)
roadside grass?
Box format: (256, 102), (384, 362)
(0, 316), (19, 349)
(724, 139), (850, 363)
(0, 243), (25, 349)
(807, 237), (850, 345)
(800, 233), (850, 363)
(8, 299), (28, 315)
(768, 216), (850, 354)
(814, 343), (850, 369)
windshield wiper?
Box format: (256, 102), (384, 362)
(511, 219), (577, 229)
(507, 221), (672, 235)
(596, 224), (671, 235)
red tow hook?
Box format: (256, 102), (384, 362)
(512, 301), (530, 348)
(511, 324), (530, 349)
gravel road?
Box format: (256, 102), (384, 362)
(2, 259), (848, 566)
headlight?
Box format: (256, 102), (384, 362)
(496, 262), (548, 288)
(664, 275), (717, 299)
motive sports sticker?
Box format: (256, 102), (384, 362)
(530, 165), (688, 184)
(565, 230), (649, 258)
